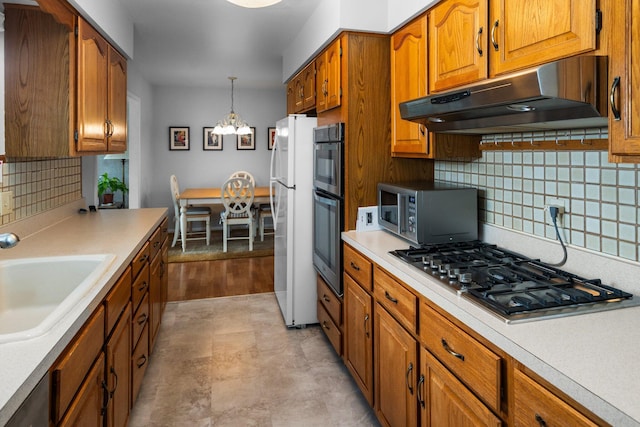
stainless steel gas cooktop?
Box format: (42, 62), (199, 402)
(390, 241), (638, 323)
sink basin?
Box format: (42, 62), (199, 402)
(0, 254), (115, 343)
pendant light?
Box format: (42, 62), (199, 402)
(213, 77), (251, 135)
(226, 0), (281, 8)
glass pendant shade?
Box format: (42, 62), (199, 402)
(213, 77), (250, 135)
(226, 0), (281, 8)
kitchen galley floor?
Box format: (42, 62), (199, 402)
(129, 293), (379, 426)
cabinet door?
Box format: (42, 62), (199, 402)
(344, 274), (374, 405)
(609, 0), (640, 158)
(59, 353), (106, 427)
(374, 303), (418, 427)
(420, 348), (501, 427)
(391, 15), (428, 157)
(149, 251), (163, 350)
(286, 80), (296, 115)
(77, 18), (109, 152)
(108, 47), (128, 152)
(302, 61), (316, 110)
(429, 0), (488, 93)
(106, 305), (131, 427)
(294, 74), (304, 112)
(489, 0), (596, 76)
(513, 369), (598, 427)
(325, 39), (342, 110)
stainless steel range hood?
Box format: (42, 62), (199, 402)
(399, 56), (609, 134)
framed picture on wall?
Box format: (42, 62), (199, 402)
(237, 127), (256, 150)
(268, 127), (276, 150)
(169, 126), (190, 150)
(203, 127), (222, 151)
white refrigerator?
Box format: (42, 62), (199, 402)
(269, 115), (318, 327)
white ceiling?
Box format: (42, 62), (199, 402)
(120, 0), (321, 89)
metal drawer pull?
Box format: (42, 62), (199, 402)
(350, 261), (360, 271)
(323, 294), (331, 303)
(476, 27), (483, 56)
(441, 338), (465, 361)
(322, 321), (330, 330)
(108, 366), (118, 397)
(610, 76), (621, 121)
(385, 291), (398, 304)
(491, 20), (499, 51)
(137, 313), (148, 325)
(535, 414), (547, 427)
(136, 355), (147, 368)
(417, 374), (425, 408)
(405, 362), (414, 395)
(138, 281), (148, 292)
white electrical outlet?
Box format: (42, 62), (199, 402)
(356, 206), (382, 231)
(0, 191), (14, 215)
(544, 197), (568, 214)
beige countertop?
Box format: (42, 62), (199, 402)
(343, 227), (640, 426)
(0, 201), (167, 425)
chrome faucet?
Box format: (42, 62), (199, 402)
(0, 233), (19, 249)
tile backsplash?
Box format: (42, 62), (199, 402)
(436, 150), (639, 262)
(0, 158), (82, 226)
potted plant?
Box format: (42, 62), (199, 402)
(98, 172), (128, 205)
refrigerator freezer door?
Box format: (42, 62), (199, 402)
(274, 182), (292, 325)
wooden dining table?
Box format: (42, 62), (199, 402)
(178, 186), (271, 251)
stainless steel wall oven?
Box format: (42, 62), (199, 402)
(312, 123), (345, 296)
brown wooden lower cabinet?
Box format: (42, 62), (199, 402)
(513, 369), (600, 427)
(58, 353), (106, 427)
(131, 324), (150, 406)
(106, 303), (132, 427)
(344, 273), (374, 405)
(420, 348), (501, 427)
(374, 303), (418, 427)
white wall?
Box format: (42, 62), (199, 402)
(145, 84), (286, 227)
(69, 0), (134, 58)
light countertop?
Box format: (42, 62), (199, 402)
(343, 227), (640, 426)
(0, 201), (167, 425)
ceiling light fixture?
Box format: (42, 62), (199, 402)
(213, 77), (251, 135)
(226, 0), (282, 8)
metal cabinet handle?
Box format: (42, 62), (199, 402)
(405, 362), (414, 395)
(100, 380), (110, 416)
(491, 20), (499, 51)
(136, 355), (147, 368)
(441, 338), (465, 361)
(137, 313), (148, 325)
(364, 313), (370, 338)
(610, 76), (621, 121)
(350, 261), (360, 271)
(417, 374), (425, 408)
(476, 27), (483, 56)
(535, 414), (547, 427)
(108, 366), (118, 397)
(419, 125), (425, 137)
(321, 320), (330, 330)
(138, 281), (148, 292)
(323, 294), (331, 303)
(385, 291), (398, 304)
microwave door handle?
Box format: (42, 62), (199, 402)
(399, 194), (406, 234)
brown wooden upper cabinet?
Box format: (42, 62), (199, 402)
(391, 14), (481, 159)
(608, 0), (640, 160)
(286, 61), (316, 115)
(77, 18), (128, 153)
(4, 3), (127, 157)
(429, 0), (598, 93)
(316, 38), (342, 113)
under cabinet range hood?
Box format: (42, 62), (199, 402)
(399, 56), (609, 134)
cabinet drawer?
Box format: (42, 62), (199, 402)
(131, 324), (150, 407)
(317, 301), (342, 356)
(131, 242), (150, 280)
(513, 369), (599, 427)
(132, 292), (149, 349)
(373, 267), (417, 333)
(344, 244), (372, 291)
(317, 275), (342, 325)
(420, 303), (501, 412)
(131, 263), (150, 312)
(105, 266), (131, 337)
(150, 225), (164, 261)
(51, 306), (105, 423)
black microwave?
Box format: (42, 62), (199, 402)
(378, 181), (478, 245)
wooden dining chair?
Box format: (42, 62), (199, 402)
(258, 204), (273, 241)
(170, 175), (211, 249)
(220, 177), (255, 252)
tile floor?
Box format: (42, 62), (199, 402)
(129, 293), (379, 426)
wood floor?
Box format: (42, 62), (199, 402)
(167, 256), (274, 301)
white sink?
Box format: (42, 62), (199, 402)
(0, 254), (115, 343)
